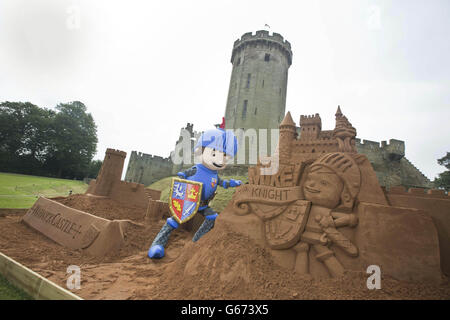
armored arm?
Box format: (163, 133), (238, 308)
(218, 177), (242, 189)
(316, 214), (358, 257)
(331, 212), (358, 228)
(177, 166), (197, 179)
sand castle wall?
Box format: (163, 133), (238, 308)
(22, 197), (131, 256)
(386, 186), (450, 276)
(86, 148), (165, 212)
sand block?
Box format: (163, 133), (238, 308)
(355, 202), (442, 284)
(22, 197), (130, 256)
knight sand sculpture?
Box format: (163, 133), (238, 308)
(231, 107), (450, 282)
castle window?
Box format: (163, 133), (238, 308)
(262, 80), (264, 88)
(236, 57), (241, 65)
(254, 107), (257, 115)
(242, 100), (248, 119)
(265, 53), (270, 62)
(246, 74), (251, 88)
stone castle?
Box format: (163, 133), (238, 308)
(125, 30), (432, 189)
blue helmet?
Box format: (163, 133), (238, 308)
(195, 128), (238, 157)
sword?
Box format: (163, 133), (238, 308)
(185, 202), (196, 213)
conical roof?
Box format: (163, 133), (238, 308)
(280, 111), (295, 127)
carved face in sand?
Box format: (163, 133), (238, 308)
(303, 166), (344, 208)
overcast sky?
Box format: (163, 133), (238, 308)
(1, 0), (449, 180)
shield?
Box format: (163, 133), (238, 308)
(263, 200), (311, 249)
(169, 177), (203, 224)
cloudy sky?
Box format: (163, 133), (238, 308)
(0, 0), (449, 180)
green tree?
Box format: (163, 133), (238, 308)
(48, 101), (98, 179)
(0, 101), (98, 179)
(434, 152), (450, 192)
(0, 102), (55, 174)
(87, 159), (103, 178)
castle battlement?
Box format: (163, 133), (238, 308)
(300, 114), (322, 127)
(105, 148), (127, 158)
(131, 151), (171, 164)
(355, 139), (381, 148)
(232, 30), (292, 65)
(356, 138), (405, 157)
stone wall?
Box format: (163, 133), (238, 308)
(124, 151), (173, 186)
(355, 138), (432, 189)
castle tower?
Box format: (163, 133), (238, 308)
(278, 111), (297, 163)
(333, 106), (357, 153)
(299, 113), (322, 140)
(91, 148), (126, 196)
(224, 30), (293, 161)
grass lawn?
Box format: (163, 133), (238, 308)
(148, 174), (248, 213)
(0, 172), (88, 209)
(0, 273), (33, 300)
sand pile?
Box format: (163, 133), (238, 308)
(146, 207), (450, 300)
(0, 194), (449, 299)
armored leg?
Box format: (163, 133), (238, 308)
(192, 208), (218, 242)
(293, 242), (310, 274)
(148, 217), (179, 259)
(312, 244), (344, 278)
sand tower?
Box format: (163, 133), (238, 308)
(90, 148), (126, 196)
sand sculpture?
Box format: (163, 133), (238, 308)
(22, 149), (168, 256)
(86, 149), (163, 210)
(22, 197), (138, 256)
(231, 107), (449, 283)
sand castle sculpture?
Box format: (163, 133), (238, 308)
(231, 107), (450, 282)
(22, 149), (167, 256)
(18, 112), (450, 285)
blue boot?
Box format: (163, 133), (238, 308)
(148, 217), (179, 259)
(148, 245), (164, 259)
